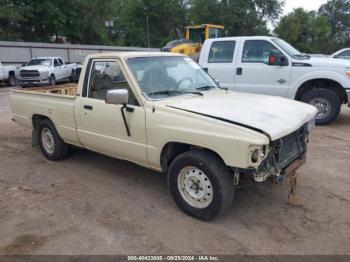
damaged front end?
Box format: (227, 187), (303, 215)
(251, 124), (309, 183)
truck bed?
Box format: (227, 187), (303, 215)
(16, 83), (78, 97)
(11, 83), (81, 147)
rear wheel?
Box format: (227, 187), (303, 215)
(301, 88), (341, 125)
(168, 149), (234, 221)
(38, 119), (69, 161)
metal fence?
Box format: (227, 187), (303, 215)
(0, 41), (159, 66)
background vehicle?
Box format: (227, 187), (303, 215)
(331, 48), (350, 60)
(199, 36), (350, 125)
(0, 62), (17, 86)
(162, 24), (224, 61)
(71, 64), (83, 83)
(16, 57), (76, 87)
(11, 52), (317, 221)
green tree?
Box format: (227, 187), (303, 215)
(114, 0), (187, 47)
(189, 0), (283, 36)
(0, 0), (120, 44)
(319, 0), (350, 48)
(275, 8), (332, 53)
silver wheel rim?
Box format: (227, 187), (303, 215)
(310, 97), (332, 119)
(41, 127), (55, 154)
(177, 166), (213, 209)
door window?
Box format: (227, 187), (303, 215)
(189, 28), (205, 43)
(242, 40), (282, 63)
(54, 59), (59, 67)
(58, 58), (64, 65)
(337, 50), (350, 58)
(208, 41), (236, 63)
(88, 60), (138, 105)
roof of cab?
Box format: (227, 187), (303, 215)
(204, 36), (275, 43)
(86, 51), (185, 60)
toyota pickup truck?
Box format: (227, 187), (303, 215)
(16, 57), (76, 87)
(199, 36), (350, 125)
(10, 52), (317, 221)
(0, 62), (16, 86)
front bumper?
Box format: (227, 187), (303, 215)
(17, 76), (49, 86)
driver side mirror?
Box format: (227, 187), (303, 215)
(105, 89), (129, 105)
(268, 53), (288, 66)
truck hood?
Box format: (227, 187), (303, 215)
(20, 65), (50, 71)
(165, 91), (318, 141)
(296, 57), (350, 68)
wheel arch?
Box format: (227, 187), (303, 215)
(160, 141), (227, 173)
(32, 114), (52, 130)
(295, 78), (348, 104)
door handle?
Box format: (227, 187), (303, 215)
(236, 67), (243, 75)
(84, 105), (93, 110)
(277, 79), (287, 84)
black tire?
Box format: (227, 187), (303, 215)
(7, 74), (16, 87)
(301, 88), (341, 125)
(49, 75), (56, 86)
(168, 149), (234, 221)
(38, 119), (69, 161)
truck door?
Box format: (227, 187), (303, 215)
(234, 39), (291, 97)
(53, 59), (63, 80)
(74, 59), (147, 165)
(200, 40), (237, 89)
(58, 58), (68, 78)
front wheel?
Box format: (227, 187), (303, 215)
(49, 75), (56, 86)
(168, 150), (234, 221)
(301, 88), (341, 125)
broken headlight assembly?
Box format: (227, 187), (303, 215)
(249, 145), (268, 164)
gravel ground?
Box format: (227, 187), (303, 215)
(0, 87), (349, 255)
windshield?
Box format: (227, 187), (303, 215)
(127, 56), (218, 99)
(27, 59), (52, 66)
(272, 38), (303, 57)
(189, 28), (206, 43)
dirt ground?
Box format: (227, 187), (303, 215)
(0, 87), (349, 255)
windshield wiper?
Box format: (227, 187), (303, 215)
(149, 90), (203, 97)
(196, 85), (228, 91)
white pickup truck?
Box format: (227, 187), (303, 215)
(11, 52), (317, 220)
(17, 57), (76, 87)
(199, 36), (350, 125)
(0, 62), (16, 86)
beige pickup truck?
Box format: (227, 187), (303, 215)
(11, 52), (317, 220)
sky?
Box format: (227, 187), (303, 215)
(283, 0), (328, 15)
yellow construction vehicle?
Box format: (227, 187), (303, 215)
(162, 24), (225, 61)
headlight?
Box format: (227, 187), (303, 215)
(41, 71), (49, 77)
(249, 146), (267, 164)
(345, 68), (350, 77)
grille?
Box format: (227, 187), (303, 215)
(20, 70), (40, 77)
(273, 125), (308, 170)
